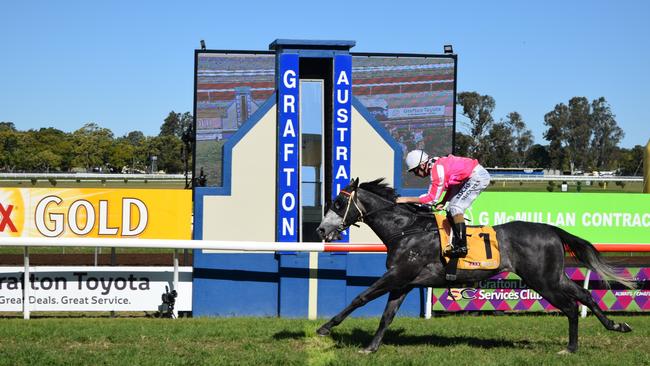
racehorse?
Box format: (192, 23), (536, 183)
(315, 178), (634, 354)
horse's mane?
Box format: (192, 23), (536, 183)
(359, 178), (397, 201)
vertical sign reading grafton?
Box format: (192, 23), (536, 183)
(332, 54), (352, 242)
(277, 53), (300, 242)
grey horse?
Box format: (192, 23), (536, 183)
(316, 178), (633, 354)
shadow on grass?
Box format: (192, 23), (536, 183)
(273, 330), (307, 340)
(273, 327), (530, 349)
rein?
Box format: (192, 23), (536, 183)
(340, 188), (438, 244)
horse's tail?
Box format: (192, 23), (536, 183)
(551, 226), (636, 289)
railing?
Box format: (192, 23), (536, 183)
(1, 238), (648, 319)
(0, 173), (188, 182)
(489, 174), (642, 182)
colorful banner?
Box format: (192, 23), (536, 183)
(467, 192), (650, 244)
(432, 268), (650, 312)
(0, 188), (191, 239)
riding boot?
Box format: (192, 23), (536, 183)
(449, 222), (468, 258)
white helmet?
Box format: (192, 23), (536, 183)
(405, 150), (429, 171)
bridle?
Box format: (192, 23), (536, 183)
(333, 185), (439, 243)
(339, 189), (365, 225)
(335, 187), (396, 231)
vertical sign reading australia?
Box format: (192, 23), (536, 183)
(332, 55), (352, 242)
(277, 54), (300, 242)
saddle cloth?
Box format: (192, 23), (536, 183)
(435, 214), (500, 270)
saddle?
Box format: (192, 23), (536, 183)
(435, 214), (500, 281)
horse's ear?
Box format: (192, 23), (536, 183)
(352, 177), (359, 188)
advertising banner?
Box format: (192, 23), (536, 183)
(467, 192), (650, 244)
(332, 54), (352, 242)
(432, 268), (649, 312)
(0, 266), (192, 312)
(276, 53), (300, 242)
(0, 188), (191, 239)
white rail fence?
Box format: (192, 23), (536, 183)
(1, 238), (644, 319)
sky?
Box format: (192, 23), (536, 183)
(1, 1), (648, 148)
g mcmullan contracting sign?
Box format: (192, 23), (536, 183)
(277, 54), (300, 242)
(332, 54), (352, 242)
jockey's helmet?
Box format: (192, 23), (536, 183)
(405, 150), (429, 171)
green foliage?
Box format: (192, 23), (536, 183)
(616, 145), (644, 176)
(0, 112), (192, 174)
(527, 144), (551, 168)
(546, 181), (555, 192)
(543, 96), (624, 172)
(453, 132), (472, 156)
(160, 111), (192, 138)
(484, 121), (514, 167)
(456, 91), (495, 162)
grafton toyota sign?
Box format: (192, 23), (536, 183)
(0, 188), (191, 239)
(0, 266), (192, 311)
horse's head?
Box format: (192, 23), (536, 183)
(316, 178), (364, 242)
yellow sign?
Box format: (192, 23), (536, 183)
(0, 188), (191, 239)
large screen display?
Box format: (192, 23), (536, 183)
(352, 55), (456, 188)
(194, 52), (275, 187)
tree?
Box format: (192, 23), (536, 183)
(484, 122), (514, 167)
(590, 97), (624, 170)
(160, 111), (192, 138)
(146, 135), (183, 173)
(543, 103), (569, 170)
(0, 122), (16, 131)
(504, 112), (534, 167)
(71, 123), (114, 172)
(527, 144), (551, 168)
(543, 97), (592, 172)
(456, 92), (495, 161)
(616, 145), (644, 176)
(32, 128), (74, 171)
(34, 150), (62, 172)
(125, 130), (146, 146)
(109, 138), (136, 172)
(565, 97), (592, 171)
(453, 132), (472, 156)
(0, 127), (19, 171)
(543, 96), (625, 172)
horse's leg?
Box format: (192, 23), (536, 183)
(521, 277), (580, 353)
(360, 288), (410, 354)
(316, 269), (403, 336)
(561, 279), (632, 333)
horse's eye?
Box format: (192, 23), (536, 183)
(334, 201), (342, 210)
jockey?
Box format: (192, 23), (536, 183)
(396, 150), (491, 258)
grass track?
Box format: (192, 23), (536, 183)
(0, 316), (648, 365)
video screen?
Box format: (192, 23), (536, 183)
(352, 55), (456, 188)
(194, 52), (275, 187)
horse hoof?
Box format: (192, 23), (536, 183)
(316, 327), (330, 336)
(618, 322), (632, 333)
